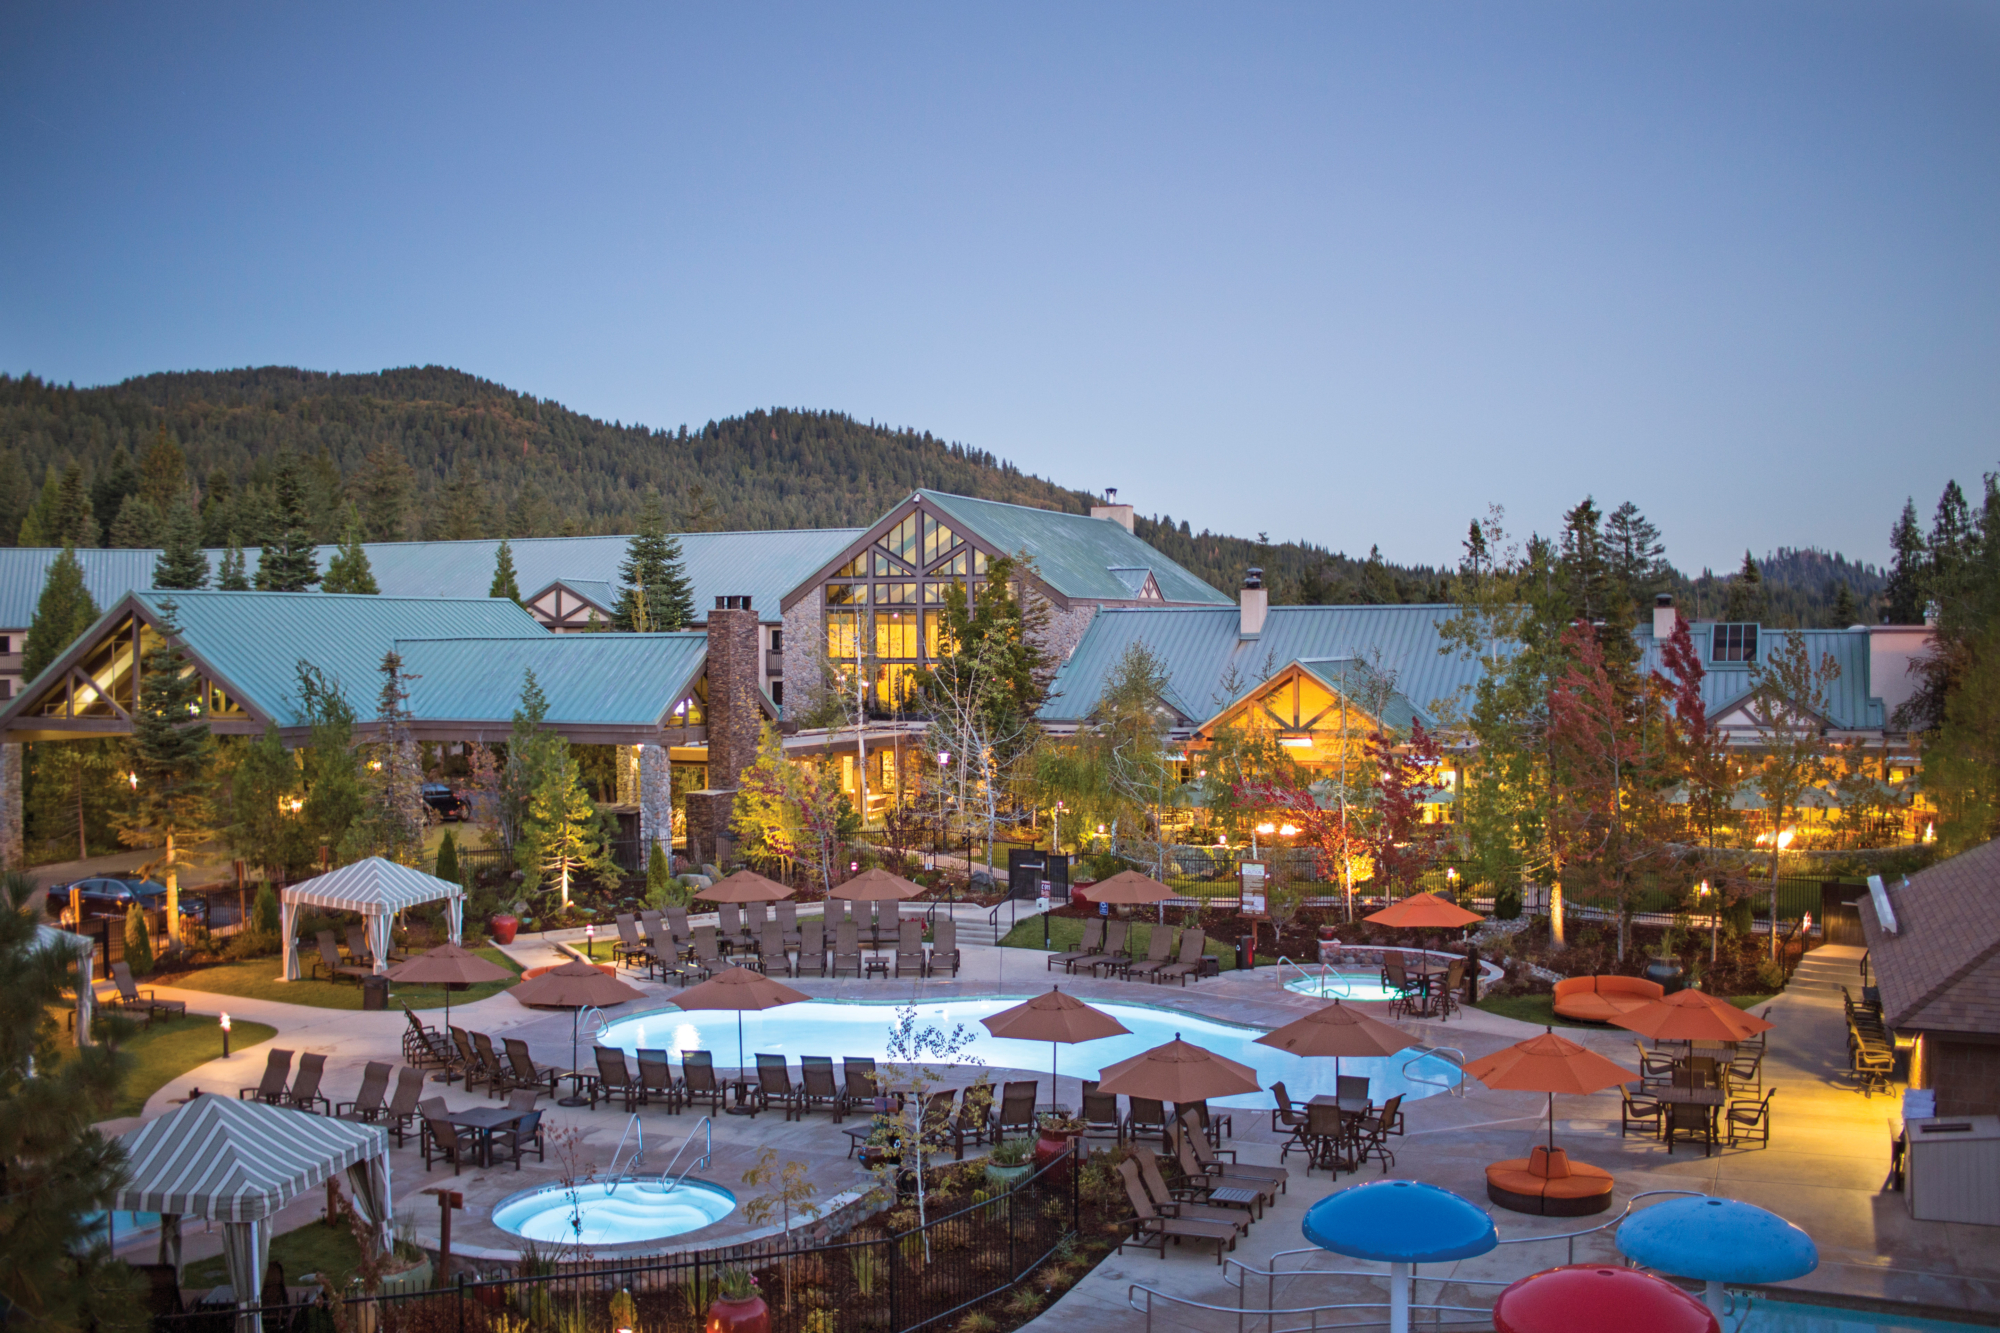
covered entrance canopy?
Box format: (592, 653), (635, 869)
(281, 857), (463, 980)
(114, 1094), (391, 1331)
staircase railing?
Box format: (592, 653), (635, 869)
(657, 1116), (714, 1193)
(601, 1115), (645, 1196)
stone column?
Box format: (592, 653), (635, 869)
(636, 743), (670, 855)
(688, 597), (762, 867)
(0, 744), (21, 871)
(616, 745), (640, 806)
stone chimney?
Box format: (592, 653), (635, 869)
(686, 595), (761, 867)
(1653, 593), (1678, 640)
(1090, 487), (1135, 533)
(1239, 568), (1268, 639)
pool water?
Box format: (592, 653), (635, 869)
(1283, 974), (1405, 1004)
(492, 1180), (737, 1245)
(1733, 1298), (1997, 1333)
(597, 998), (1462, 1108)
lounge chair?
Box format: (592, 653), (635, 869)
(798, 1055), (842, 1120)
(921, 1088), (960, 1156)
(1082, 1083), (1122, 1146)
(930, 917), (960, 977)
(894, 918), (926, 979)
(993, 1080), (1038, 1143)
(718, 903), (747, 954)
(449, 1027), (488, 1091)
(777, 902), (800, 950)
(399, 1005), (453, 1069)
(593, 1047), (639, 1111)
(504, 1038), (559, 1097)
(1124, 1095), (1169, 1146)
(1132, 1145), (1253, 1231)
(951, 1083), (994, 1155)
(337, 1061), (393, 1122)
(239, 1048), (294, 1103)
(382, 1067), (427, 1145)
(1048, 917), (1105, 972)
(612, 913), (653, 970)
(282, 1052), (331, 1114)
(795, 917), (827, 977)
(343, 925), (369, 964)
(758, 920), (792, 977)
(472, 1033), (512, 1097)
(1123, 928), (1176, 983)
(1156, 929), (1208, 986)
(1115, 1159), (1237, 1264)
(637, 1049), (682, 1112)
(314, 931), (372, 984)
(666, 906), (691, 955)
(681, 1051), (726, 1113)
(688, 927), (723, 980)
(1179, 1112), (1286, 1195)
(107, 961), (185, 1023)
(1085, 919), (1133, 976)
(754, 1054), (805, 1120)
(841, 1057), (878, 1115)
(832, 920), (863, 978)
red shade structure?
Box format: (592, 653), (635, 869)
(1254, 998), (1416, 1084)
(1094, 1035), (1260, 1104)
(384, 942), (512, 1028)
(1363, 892), (1483, 929)
(509, 958), (647, 1104)
(981, 987), (1131, 1108)
(1492, 1265), (1718, 1333)
(1082, 870), (1174, 905)
(670, 964), (810, 1074)
(828, 868), (927, 901)
(1610, 989), (1774, 1044)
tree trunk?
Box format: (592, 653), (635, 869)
(164, 831), (183, 946)
(1768, 818), (1782, 963)
(1548, 878), (1565, 949)
(75, 763), (87, 860)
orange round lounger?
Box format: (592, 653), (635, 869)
(1551, 976), (1664, 1023)
(1485, 1147), (1615, 1217)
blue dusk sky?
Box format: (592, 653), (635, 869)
(2, 3), (1995, 571)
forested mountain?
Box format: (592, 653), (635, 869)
(0, 365), (1868, 620)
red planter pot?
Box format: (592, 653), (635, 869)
(705, 1296), (770, 1333)
(1033, 1129), (1082, 1179)
(489, 915), (519, 945)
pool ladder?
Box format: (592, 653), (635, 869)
(1274, 956), (1362, 999)
(1405, 1045), (1467, 1098)
(602, 1115), (714, 1197)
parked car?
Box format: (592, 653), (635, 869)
(58, 876), (206, 924)
(421, 782), (468, 822)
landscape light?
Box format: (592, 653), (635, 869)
(1256, 822), (1276, 835)
(220, 1012), (231, 1057)
(1279, 824), (1298, 837)
(128, 772), (139, 790)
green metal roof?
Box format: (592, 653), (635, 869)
(1636, 622), (1882, 730)
(394, 633), (708, 727)
(130, 590), (548, 725)
(915, 491), (1230, 606)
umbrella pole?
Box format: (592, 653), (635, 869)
(1548, 1092), (1554, 1153)
(558, 1008), (589, 1107)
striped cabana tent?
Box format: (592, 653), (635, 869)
(280, 857), (464, 982)
(34, 924), (96, 1046)
(114, 1093), (390, 1330)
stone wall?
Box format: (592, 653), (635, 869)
(689, 601), (761, 865)
(0, 744), (20, 870)
(1035, 596), (1099, 666)
(780, 598), (825, 721)
(637, 743), (670, 854)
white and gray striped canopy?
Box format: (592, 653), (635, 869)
(281, 857), (463, 914)
(113, 1092), (387, 1221)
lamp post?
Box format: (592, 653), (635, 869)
(584, 923), (595, 961)
(1699, 881), (1717, 963)
(220, 1012), (231, 1058)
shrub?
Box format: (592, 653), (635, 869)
(1493, 885), (1522, 920)
(224, 927), (280, 960)
(251, 883), (282, 935)
(123, 904), (154, 976)
(1754, 957), (1786, 993)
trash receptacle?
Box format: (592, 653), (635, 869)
(1236, 934), (1256, 972)
(361, 976), (388, 1011)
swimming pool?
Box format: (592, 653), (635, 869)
(1733, 1296), (1995, 1332)
(1282, 974), (1405, 1004)
(492, 1180), (738, 1246)
(597, 998), (1462, 1107)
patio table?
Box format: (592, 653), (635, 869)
(1656, 1085), (1725, 1156)
(556, 1069), (598, 1109)
(442, 1106), (527, 1167)
(1308, 1093), (1373, 1116)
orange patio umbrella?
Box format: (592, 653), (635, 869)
(829, 868), (928, 901)
(1462, 1029), (1633, 1151)
(1254, 999), (1417, 1084)
(509, 957), (649, 1103)
(1084, 870), (1175, 905)
(1095, 1035), (1261, 1105)
(1363, 891), (1484, 929)
(384, 941), (512, 1028)
(981, 986), (1131, 1108)
(671, 964), (811, 1074)
(694, 870), (795, 904)
(1610, 989), (1774, 1044)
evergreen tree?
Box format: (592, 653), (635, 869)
(1928, 480), (1974, 610)
(1557, 497), (1611, 623)
(1603, 501), (1669, 606)
(1723, 551), (1765, 623)
(51, 465), (97, 548)
(0, 872), (141, 1333)
(1831, 582), (1858, 626)
(341, 653), (426, 866)
(16, 467), (60, 546)
(153, 500), (210, 590)
(1883, 499), (1927, 623)
(523, 744), (616, 906)
(321, 507), (379, 595)
(227, 724), (311, 880)
(489, 538), (523, 605)
(138, 426), (188, 513)
(217, 538), (250, 591)
(115, 599), (216, 944)
(108, 494), (161, 549)
(21, 545), (99, 683)
(436, 469), (490, 541)
(122, 903), (154, 977)
(89, 449), (137, 531)
(297, 663), (363, 861)
(199, 469), (236, 548)
(255, 458), (320, 591)
(434, 829), (458, 885)
(613, 493), (694, 630)
(355, 443), (415, 541)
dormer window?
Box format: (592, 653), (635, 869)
(1712, 623), (1759, 663)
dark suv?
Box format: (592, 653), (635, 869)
(58, 876), (207, 924)
(421, 783), (468, 822)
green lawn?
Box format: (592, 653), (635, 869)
(184, 1220), (361, 1290)
(1474, 992), (1777, 1031)
(164, 947), (523, 1011)
(999, 913), (1242, 970)
(47, 1011), (281, 1117)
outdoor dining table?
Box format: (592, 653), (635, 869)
(441, 1105), (529, 1167)
(1308, 1093), (1373, 1116)
(1655, 1085), (1725, 1156)
(556, 1069), (599, 1108)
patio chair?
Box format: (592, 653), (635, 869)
(666, 906), (691, 954)
(931, 916), (960, 977)
(1336, 1074), (1372, 1109)
(343, 924), (369, 964)
(638, 907), (664, 941)
(1620, 1083), (1666, 1138)
(1632, 1041), (1677, 1088)
(754, 1054), (805, 1120)
(494, 1107), (544, 1168)
(1726, 1088), (1776, 1148)
(1680, 1056), (1722, 1090)
(314, 931), (371, 984)
(507, 1088), (540, 1111)
(612, 913), (653, 969)
(1268, 1081), (1309, 1152)
(239, 1048), (295, 1103)
(504, 1038), (560, 1097)
(594, 1047), (640, 1112)
(841, 1057), (879, 1114)
(1133, 1145), (1253, 1232)
(1124, 1095), (1169, 1146)
(688, 927), (723, 981)
(644, 925), (686, 984)
(921, 1089), (960, 1156)
(282, 1052), (332, 1114)
(951, 1083), (994, 1154)
(993, 1080), (1039, 1143)
(1114, 1159), (1237, 1264)
(894, 918), (926, 978)
(637, 1049), (682, 1112)
(1725, 1048), (1765, 1096)
(1382, 958), (1423, 1018)
(1156, 929), (1208, 986)
(419, 1103), (465, 1175)
(681, 1050), (726, 1113)
(718, 903), (747, 954)
(798, 1055), (842, 1120)
(1354, 1096), (1400, 1173)
(796, 916), (827, 976)
(1084, 919), (1133, 976)
(382, 1067), (428, 1145)
(1048, 917), (1104, 972)
(472, 1033), (513, 1098)
(401, 1005), (454, 1069)
(1664, 1098), (1717, 1155)
(777, 902), (800, 950)
(449, 1027), (489, 1091)
(758, 920), (792, 977)
(832, 920), (863, 978)
(1435, 960), (1466, 1019)
(337, 1061), (393, 1122)
(107, 961), (185, 1022)
(1180, 1111), (1287, 1194)
(1081, 1083), (1123, 1146)
(746, 902), (769, 940)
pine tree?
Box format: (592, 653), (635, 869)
(341, 652), (426, 865)
(489, 538), (523, 604)
(51, 465), (97, 548)
(217, 538), (250, 590)
(116, 599), (216, 944)
(255, 459), (320, 591)
(227, 724), (311, 880)
(524, 745), (615, 906)
(1603, 501), (1669, 605)
(153, 500), (210, 590)
(1831, 582), (1858, 627)
(437, 470), (490, 541)
(122, 902), (154, 976)
(356, 444), (415, 541)
(434, 829), (459, 885)
(1557, 497), (1611, 623)
(108, 494), (162, 549)
(21, 545), (100, 683)
(139, 426), (189, 512)
(199, 469), (236, 548)
(1723, 551), (1765, 623)
(16, 467), (59, 546)
(613, 493), (694, 630)
(89, 449), (137, 531)
(297, 663), (363, 860)
(321, 507), (379, 595)
(1883, 499), (1927, 623)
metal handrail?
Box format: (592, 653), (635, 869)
(1403, 1045), (1467, 1098)
(579, 1005), (607, 1040)
(656, 1116), (714, 1193)
(1128, 1282), (1492, 1333)
(601, 1114), (645, 1196)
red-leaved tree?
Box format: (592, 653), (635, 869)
(1361, 719), (1444, 895)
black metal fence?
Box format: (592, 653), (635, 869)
(155, 1143), (1100, 1333)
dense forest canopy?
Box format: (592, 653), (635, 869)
(0, 365), (1878, 622)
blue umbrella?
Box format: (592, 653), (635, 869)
(1618, 1196), (1818, 1322)
(1303, 1181), (1498, 1333)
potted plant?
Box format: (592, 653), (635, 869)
(706, 1267), (768, 1333)
(489, 913), (519, 945)
(986, 1136), (1033, 1190)
(1033, 1111), (1087, 1176)
(1644, 918), (1687, 995)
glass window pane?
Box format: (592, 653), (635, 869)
(826, 610), (857, 660)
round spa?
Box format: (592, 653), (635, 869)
(598, 998), (1463, 1107)
(492, 1179), (737, 1246)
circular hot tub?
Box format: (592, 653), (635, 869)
(492, 1180), (737, 1246)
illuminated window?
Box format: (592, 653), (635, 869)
(877, 582), (917, 605)
(877, 514), (919, 564)
(874, 664), (919, 706)
(826, 610), (857, 660)
(875, 611), (919, 658)
(973, 550), (988, 576)
(923, 516), (958, 566)
(924, 610), (955, 658)
(827, 584), (866, 605)
(834, 554), (867, 577)
(872, 552), (912, 576)
(1712, 623), (1759, 663)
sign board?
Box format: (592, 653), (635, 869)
(1239, 861), (1269, 915)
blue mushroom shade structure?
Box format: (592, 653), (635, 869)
(1303, 1180), (1498, 1333)
(1618, 1196), (1818, 1322)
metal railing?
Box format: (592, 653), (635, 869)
(655, 1115), (714, 1193)
(1402, 1046), (1466, 1098)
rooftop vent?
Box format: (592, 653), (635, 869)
(1239, 568), (1267, 639)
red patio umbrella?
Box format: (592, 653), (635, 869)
(981, 986), (1131, 1108)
